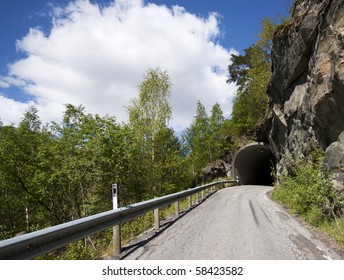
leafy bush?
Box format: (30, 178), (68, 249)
(272, 152), (344, 225)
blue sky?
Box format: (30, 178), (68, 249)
(0, 0), (290, 129)
(150, 0), (291, 50)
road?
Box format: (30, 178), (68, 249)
(123, 185), (342, 260)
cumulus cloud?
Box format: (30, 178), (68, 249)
(1, 0), (237, 129)
(0, 95), (35, 125)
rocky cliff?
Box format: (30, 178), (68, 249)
(263, 0), (344, 190)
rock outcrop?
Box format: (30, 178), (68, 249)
(324, 131), (344, 191)
(201, 159), (231, 183)
(263, 0), (344, 189)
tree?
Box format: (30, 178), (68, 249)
(182, 101), (211, 177)
(127, 68), (172, 161)
(208, 103), (226, 159)
(182, 101), (233, 181)
(257, 18), (275, 54)
(228, 18), (275, 135)
(19, 106), (42, 132)
(0, 106), (57, 238)
(0, 97), (193, 256)
(227, 46), (254, 91)
(0, 104), (132, 240)
(46, 104), (126, 219)
(126, 67), (184, 197)
(0, 125), (28, 238)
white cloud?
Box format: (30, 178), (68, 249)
(1, 0), (237, 129)
(0, 95), (36, 125)
(0, 80), (9, 89)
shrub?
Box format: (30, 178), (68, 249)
(272, 152), (344, 224)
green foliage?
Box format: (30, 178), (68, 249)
(62, 240), (99, 260)
(37, 230), (113, 260)
(272, 153), (344, 226)
(0, 105), (130, 240)
(209, 103), (226, 158)
(257, 18), (275, 53)
(272, 151), (344, 247)
(121, 212), (154, 243)
(0, 65), (229, 258)
(182, 102), (233, 181)
(275, 0), (302, 33)
(227, 53), (251, 91)
(322, 218), (344, 246)
(228, 18), (275, 136)
(0, 107), (58, 238)
(0, 90), (192, 257)
(127, 67), (172, 141)
(125, 67), (190, 198)
(185, 101), (211, 171)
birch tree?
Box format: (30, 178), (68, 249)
(126, 68), (178, 197)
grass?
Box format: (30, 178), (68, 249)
(271, 152), (344, 248)
(37, 181), (232, 259)
(120, 188), (214, 246)
(321, 218), (344, 246)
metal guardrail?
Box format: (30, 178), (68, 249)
(0, 180), (237, 259)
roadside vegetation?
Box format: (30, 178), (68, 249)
(226, 18), (274, 137)
(0, 15), (287, 259)
(3, 1), (344, 258)
(0, 67), (232, 259)
(227, 10), (344, 249)
(272, 152), (344, 246)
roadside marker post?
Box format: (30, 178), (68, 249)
(112, 184), (121, 256)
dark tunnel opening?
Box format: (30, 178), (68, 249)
(233, 143), (275, 186)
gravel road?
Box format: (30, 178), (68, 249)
(123, 185), (342, 260)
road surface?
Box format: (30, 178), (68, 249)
(123, 185), (342, 260)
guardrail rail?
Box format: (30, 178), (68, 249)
(0, 180), (237, 259)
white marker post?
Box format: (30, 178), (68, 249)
(112, 184), (118, 209)
(112, 184), (121, 256)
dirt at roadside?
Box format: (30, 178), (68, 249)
(267, 190), (344, 259)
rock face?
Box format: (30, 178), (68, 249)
(201, 159), (231, 183)
(324, 131), (344, 191)
(264, 0), (344, 189)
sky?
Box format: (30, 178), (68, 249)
(0, 0), (291, 130)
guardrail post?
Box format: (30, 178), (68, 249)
(202, 190), (204, 199)
(113, 225), (121, 256)
(154, 208), (160, 231)
(188, 195), (192, 208)
(175, 201), (179, 216)
(196, 192), (199, 203)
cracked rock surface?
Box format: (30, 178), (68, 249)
(259, 0), (344, 189)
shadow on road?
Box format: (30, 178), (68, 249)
(117, 191), (218, 260)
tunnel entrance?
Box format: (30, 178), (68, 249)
(232, 143), (275, 186)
